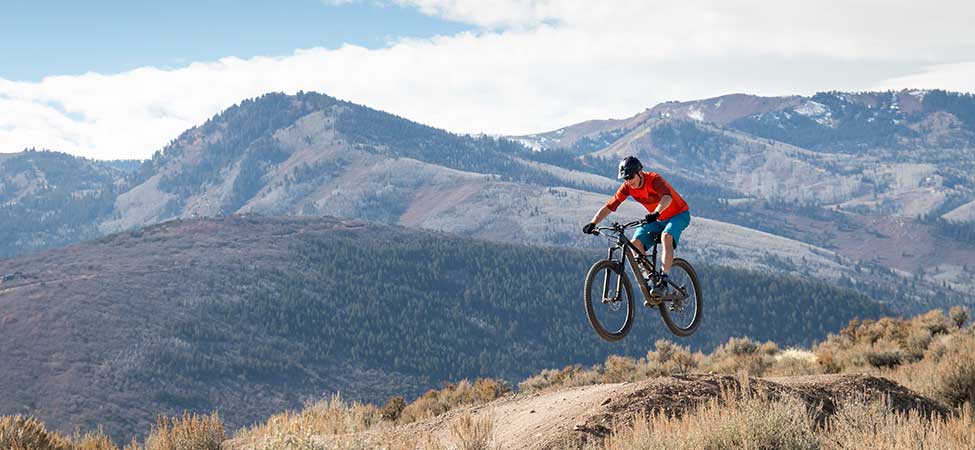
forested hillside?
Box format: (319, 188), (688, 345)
(0, 215), (887, 442)
(0, 150), (131, 257)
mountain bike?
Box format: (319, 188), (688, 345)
(583, 218), (702, 340)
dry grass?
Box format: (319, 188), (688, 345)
(596, 393), (975, 450)
(397, 378), (510, 424)
(72, 429), (119, 450)
(822, 398), (975, 450)
(237, 393), (382, 443)
(518, 365), (603, 393)
(705, 337), (780, 376)
(524, 307), (973, 398)
(600, 388), (818, 450)
(450, 413), (499, 450)
(0, 415), (75, 450)
(0, 416), (120, 450)
(813, 308), (975, 410)
(127, 411), (225, 450)
(520, 340), (704, 394)
(234, 378), (509, 448)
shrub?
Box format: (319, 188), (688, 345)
(949, 305), (970, 328)
(473, 378), (510, 403)
(143, 411), (224, 450)
(823, 398), (975, 450)
(381, 396), (407, 421)
(518, 365), (581, 393)
(813, 345), (843, 374)
(839, 318), (860, 343)
(600, 392), (817, 450)
(398, 378), (509, 424)
(705, 337), (779, 376)
(518, 365), (602, 393)
(251, 433), (333, 450)
(450, 413), (498, 450)
(930, 334), (975, 407)
(0, 415), (73, 450)
(603, 355), (640, 382)
(922, 335), (950, 363)
(865, 349), (905, 369)
(242, 394), (380, 439)
(71, 429), (119, 450)
(373, 429), (445, 450)
(766, 349), (820, 377)
(904, 328), (933, 361)
(916, 310), (951, 336)
(646, 339), (700, 375)
(0, 417), (122, 450)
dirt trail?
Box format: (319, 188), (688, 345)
(229, 373), (949, 450)
(412, 382), (633, 450)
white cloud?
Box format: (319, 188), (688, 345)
(388, 0), (567, 28)
(874, 62), (975, 93)
(2, 1), (975, 160)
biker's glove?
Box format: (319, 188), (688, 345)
(583, 223), (597, 234)
(645, 212), (660, 223)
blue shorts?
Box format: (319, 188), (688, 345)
(633, 211), (691, 249)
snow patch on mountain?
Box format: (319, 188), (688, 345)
(793, 101), (834, 126)
(795, 103), (826, 116)
(512, 137), (546, 151)
(907, 89), (929, 100)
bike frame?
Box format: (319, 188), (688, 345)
(598, 220), (659, 305)
(596, 219), (689, 306)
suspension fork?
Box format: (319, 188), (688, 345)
(603, 246), (624, 301)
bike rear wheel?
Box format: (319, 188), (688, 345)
(658, 258), (702, 337)
(583, 259), (635, 341)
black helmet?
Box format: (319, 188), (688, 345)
(618, 156), (643, 180)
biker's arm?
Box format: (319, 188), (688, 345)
(590, 205), (612, 226)
(653, 195), (672, 214)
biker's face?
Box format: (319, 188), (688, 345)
(625, 173), (642, 188)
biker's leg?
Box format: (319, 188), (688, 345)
(632, 221), (663, 267)
(660, 211), (691, 274)
(631, 238), (647, 259)
(661, 232), (674, 273)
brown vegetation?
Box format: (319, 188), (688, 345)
(4, 307), (973, 449)
(134, 412), (225, 450)
(0, 413), (222, 450)
(591, 388), (974, 450)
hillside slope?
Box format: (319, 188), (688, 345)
(0, 215), (889, 442)
(0, 150), (132, 257)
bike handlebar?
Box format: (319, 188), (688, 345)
(589, 218), (647, 236)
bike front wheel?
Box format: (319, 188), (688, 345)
(583, 259), (635, 342)
(658, 258), (703, 337)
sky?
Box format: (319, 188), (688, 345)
(2, 0), (975, 160)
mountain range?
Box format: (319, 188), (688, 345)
(3, 89), (974, 309)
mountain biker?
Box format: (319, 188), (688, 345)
(582, 156), (691, 298)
